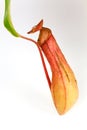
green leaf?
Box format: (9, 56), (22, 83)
(4, 0), (20, 37)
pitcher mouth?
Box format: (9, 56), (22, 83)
(38, 27), (52, 46)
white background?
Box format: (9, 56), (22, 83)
(0, 0), (87, 130)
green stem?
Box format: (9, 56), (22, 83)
(4, 0), (19, 37)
